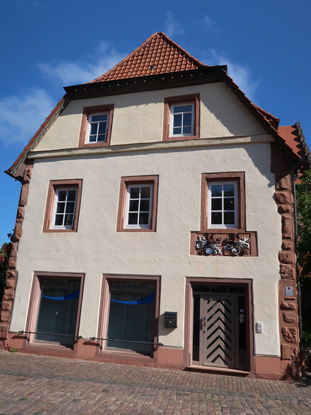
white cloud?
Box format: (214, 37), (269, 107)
(165, 11), (184, 38)
(0, 89), (55, 145)
(201, 50), (259, 101)
(38, 41), (125, 86)
(203, 15), (220, 34)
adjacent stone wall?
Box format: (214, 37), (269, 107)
(271, 143), (300, 378)
(0, 161), (33, 347)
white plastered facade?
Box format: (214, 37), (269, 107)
(10, 82), (282, 358)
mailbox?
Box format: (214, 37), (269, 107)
(164, 312), (177, 328)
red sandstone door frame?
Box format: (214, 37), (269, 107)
(184, 277), (255, 373)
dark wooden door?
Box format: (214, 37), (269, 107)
(200, 294), (238, 368)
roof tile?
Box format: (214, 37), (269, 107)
(92, 32), (206, 83)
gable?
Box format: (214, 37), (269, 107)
(6, 32), (310, 180)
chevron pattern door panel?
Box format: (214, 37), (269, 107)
(200, 294), (238, 368)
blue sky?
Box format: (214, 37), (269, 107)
(0, 0), (310, 242)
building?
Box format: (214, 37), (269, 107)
(1, 33), (310, 379)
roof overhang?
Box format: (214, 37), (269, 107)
(64, 66), (228, 99)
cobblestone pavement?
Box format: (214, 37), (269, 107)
(0, 351), (311, 414)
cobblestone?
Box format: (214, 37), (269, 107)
(0, 350), (310, 414)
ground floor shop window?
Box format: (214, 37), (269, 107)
(26, 273), (84, 347)
(99, 276), (159, 356)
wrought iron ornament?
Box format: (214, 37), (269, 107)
(195, 234), (250, 256)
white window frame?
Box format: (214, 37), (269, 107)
(52, 188), (78, 230)
(208, 181), (238, 229)
(87, 112), (109, 143)
(170, 103), (194, 137)
(125, 184), (153, 229)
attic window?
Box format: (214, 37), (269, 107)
(163, 94), (200, 141)
(79, 105), (114, 148)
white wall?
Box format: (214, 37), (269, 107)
(11, 142), (281, 356)
(34, 83), (265, 151)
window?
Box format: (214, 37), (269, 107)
(88, 113), (109, 143)
(163, 94), (200, 141)
(99, 275), (160, 356)
(208, 182), (238, 228)
(78, 105), (114, 147)
(201, 172), (245, 231)
(117, 176), (159, 232)
(43, 179), (82, 232)
(26, 273), (84, 348)
(170, 103), (194, 137)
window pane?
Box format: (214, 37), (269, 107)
(67, 190), (76, 201)
(66, 202), (75, 214)
(224, 184), (235, 196)
(129, 200), (139, 211)
(141, 187), (150, 198)
(64, 214), (73, 226)
(128, 213), (138, 225)
(174, 105), (192, 113)
(173, 114), (182, 127)
(35, 278), (80, 346)
(90, 123), (98, 135)
(58, 191), (66, 201)
(97, 134), (106, 142)
(183, 112), (192, 126)
(130, 187), (139, 198)
(211, 212), (222, 224)
(224, 198), (235, 210)
(224, 212), (235, 225)
(211, 185), (222, 197)
(92, 114), (107, 122)
(107, 281), (155, 354)
(212, 198), (222, 210)
(139, 213), (149, 225)
(54, 215), (63, 226)
(89, 135), (96, 142)
(183, 126), (192, 134)
(56, 202), (65, 214)
(140, 200), (150, 211)
(98, 122), (107, 134)
(173, 126), (182, 135)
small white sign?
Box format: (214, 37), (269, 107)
(285, 286), (294, 297)
(255, 322), (263, 333)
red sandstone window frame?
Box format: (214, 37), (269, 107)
(162, 94), (200, 141)
(25, 272), (85, 348)
(78, 105), (114, 147)
(201, 172), (245, 232)
(97, 274), (160, 358)
(43, 179), (83, 233)
(116, 175), (159, 232)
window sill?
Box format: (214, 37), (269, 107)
(78, 142), (110, 148)
(97, 348), (155, 362)
(43, 229), (77, 233)
(117, 228), (155, 232)
(162, 135), (198, 142)
(26, 341), (75, 352)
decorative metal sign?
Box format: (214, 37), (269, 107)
(195, 233), (250, 256)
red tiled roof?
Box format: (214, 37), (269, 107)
(92, 32), (207, 83)
(278, 124), (310, 160)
